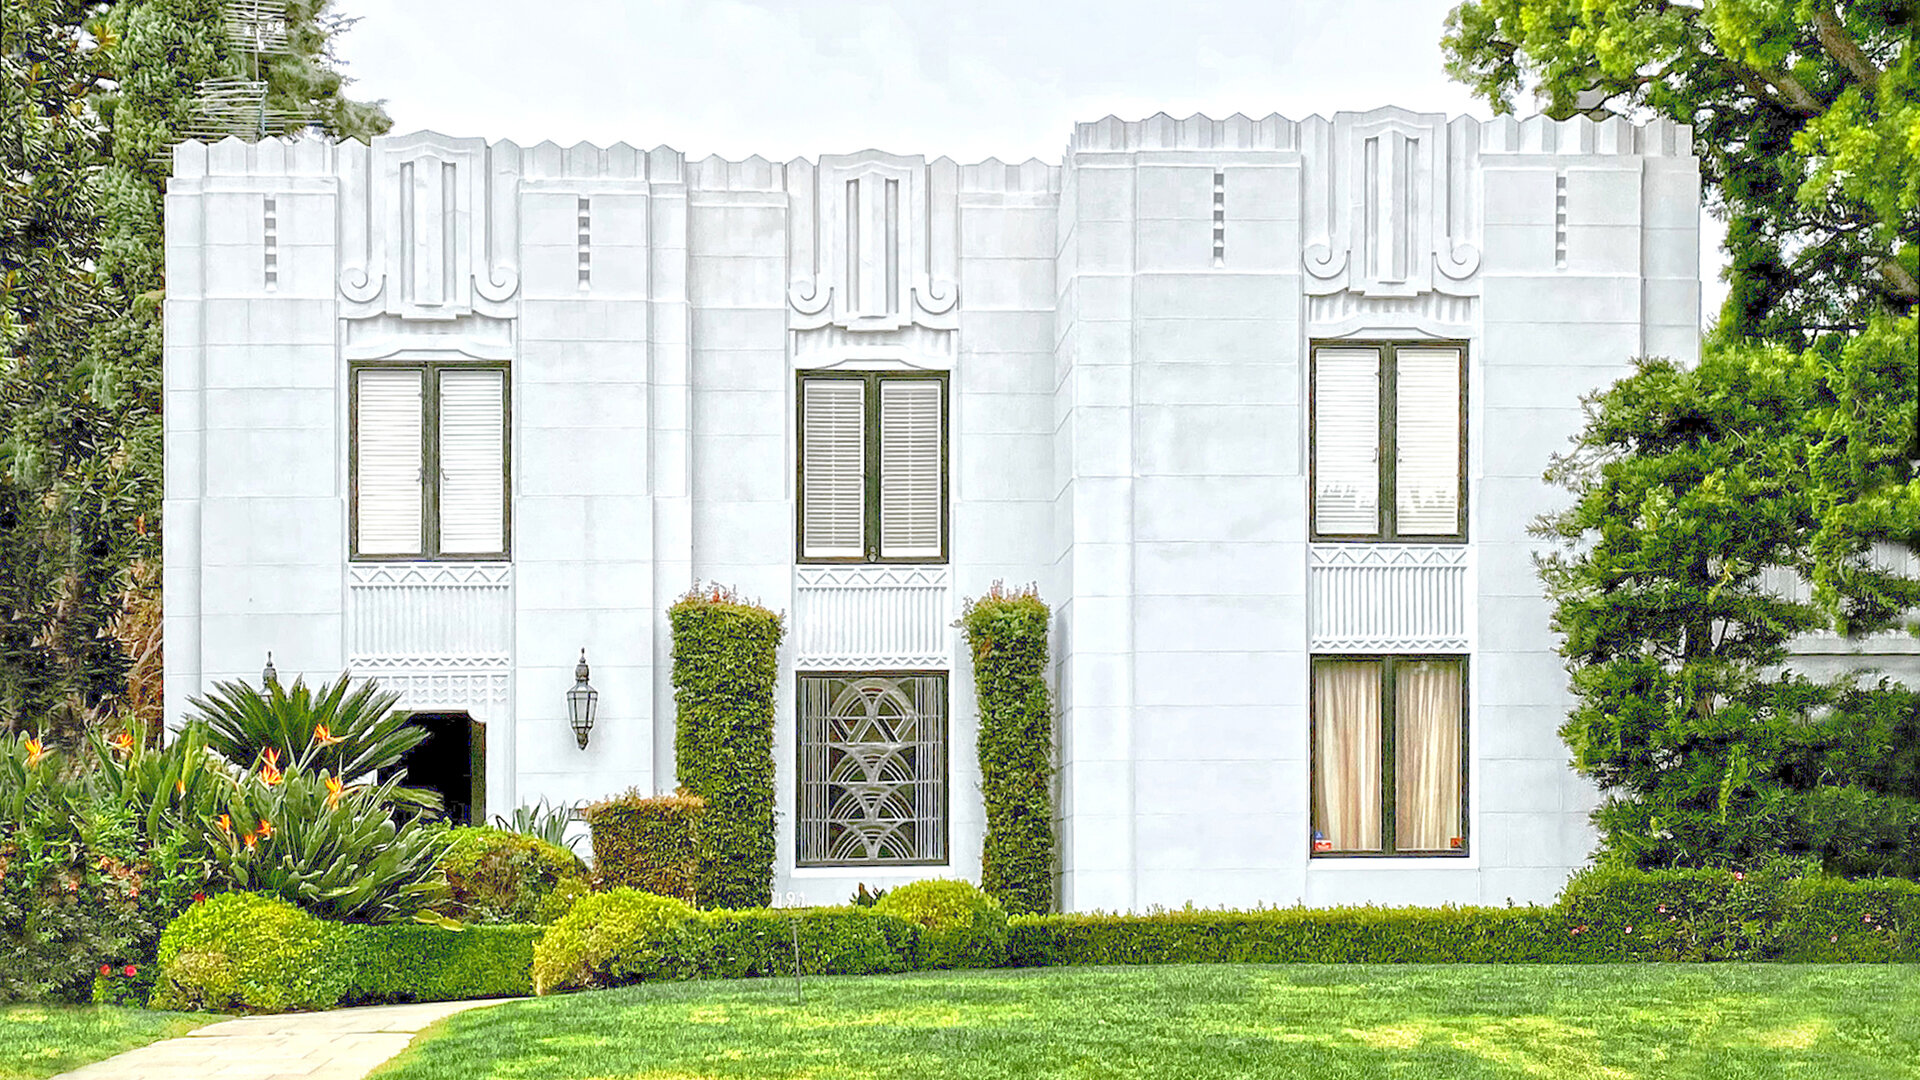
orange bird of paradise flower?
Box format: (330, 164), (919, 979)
(324, 776), (345, 810)
(258, 747), (283, 787)
(311, 724), (344, 748)
(24, 738), (46, 767)
(108, 731), (135, 757)
(216, 814), (231, 833)
(242, 831), (257, 851)
(257, 819), (274, 840)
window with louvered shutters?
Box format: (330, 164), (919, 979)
(801, 379), (866, 558)
(1313, 348), (1381, 536)
(437, 369), (506, 555)
(1395, 348), (1461, 536)
(879, 380), (942, 559)
(355, 368), (423, 555)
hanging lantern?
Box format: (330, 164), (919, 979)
(567, 648), (598, 749)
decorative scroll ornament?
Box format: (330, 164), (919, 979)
(1302, 108), (1481, 300)
(338, 132), (520, 319)
(787, 151), (959, 333)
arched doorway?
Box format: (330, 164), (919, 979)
(386, 712), (486, 826)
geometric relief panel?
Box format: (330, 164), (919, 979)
(1311, 544), (1470, 652)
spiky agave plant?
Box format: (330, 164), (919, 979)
(494, 797), (584, 853)
(189, 673), (431, 793)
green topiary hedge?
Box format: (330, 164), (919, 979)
(432, 826), (588, 925)
(583, 789), (706, 902)
(150, 894), (352, 1012)
(956, 583), (1057, 915)
(873, 879), (1010, 969)
(344, 923), (541, 1003)
(532, 888), (707, 994)
(151, 893), (539, 1012)
(670, 584), (784, 910)
(703, 907), (918, 978)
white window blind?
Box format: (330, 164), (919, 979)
(1395, 348), (1461, 536)
(355, 369), (423, 555)
(879, 380), (942, 559)
(437, 369), (506, 555)
(1313, 348), (1381, 535)
(802, 379), (866, 558)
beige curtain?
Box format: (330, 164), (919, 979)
(1314, 661), (1381, 852)
(1396, 661), (1463, 851)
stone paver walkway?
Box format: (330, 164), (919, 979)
(52, 998), (520, 1080)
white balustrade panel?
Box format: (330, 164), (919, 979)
(794, 565), (951, 669)
(1311, 544), (1469, 651)
(347, 562), (513, 661)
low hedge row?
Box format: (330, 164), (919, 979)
(1007, 869), (1920, 967)
(151, 893), (537, 1012)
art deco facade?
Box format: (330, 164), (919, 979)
(166, 108), (1724, 911)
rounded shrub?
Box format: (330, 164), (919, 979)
(149, 893), (349, 1012)
(873, 878), (1009, 969)
(532, 888), (706, 994)
(433, 826), (588, 925)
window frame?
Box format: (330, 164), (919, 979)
(1308, 340), (1469, 543)
(795, 668), (951, 869)
(794, 370), (950, 565)
(348, 360), (512, 562)
(1308, 653), (1470, 859)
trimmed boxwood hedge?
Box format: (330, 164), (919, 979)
(956, 583), (1057, 915)
(432, 826), (588, 925)
(670, 584), (784, 910)
(703, 907), (919, 979)
(152, 893), (538, 1012)
(583, 789), (706, 902)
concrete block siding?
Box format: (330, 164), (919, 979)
(166, 109), (1713, 912)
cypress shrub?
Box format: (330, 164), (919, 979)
(583, 789), (706, 902)
(670, 584), (784, 910)
(956, 582), (1056, 915)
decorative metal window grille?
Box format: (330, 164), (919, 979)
(798, 673), (946, 866)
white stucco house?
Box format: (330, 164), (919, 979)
(163, 107), (1730, 913)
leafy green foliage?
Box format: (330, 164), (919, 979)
(341, 923), (539, 1004)
(148, 892), (350, 1012)
(700, 907), (917, 979)
(1443, 0), (1916, 343)
(149, 892), (535, 1012)
(430, 826), (586, 925)
(956, 583), (1056, 915)
(532, 889), (706, 994)
(205, 765), (451, 923)
(491, 796), (583, 854)
(872, 878), (1010, 969)
(0, 2), (391, 743)
(582, 789), (705, 901)
(190, 673), (429, 787)
(669, 584), (783, 910)
(1533, 338), (1920, 876)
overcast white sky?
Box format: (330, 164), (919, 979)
(329, 0), (1725, 323)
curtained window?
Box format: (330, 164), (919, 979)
(1312, 656), (1467, 856)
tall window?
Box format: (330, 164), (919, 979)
(351, 363), (510, 559)
(1311, 656), (1467, 856)
(797, 372), (947, 563)
(1311, 342), (1466, 540)
(797, 673), (947, 866)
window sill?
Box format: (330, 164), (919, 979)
(1309, 854), (1477, 869)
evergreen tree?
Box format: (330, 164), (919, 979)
(0, 1), (389, 741)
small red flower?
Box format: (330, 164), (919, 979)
(123, 964), (137, 977)
(1733, 872), (1745, 881)
(192, 891), (207, 904)
(99, 964), (113, 977)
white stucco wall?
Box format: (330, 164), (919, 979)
(162, 109), (1738, 913)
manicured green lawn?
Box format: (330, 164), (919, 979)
(0, 1004), (212, 1079)
(370, 963), (1920, 1080)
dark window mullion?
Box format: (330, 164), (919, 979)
(1381, 657), (1397, 854)
(1379, 346), (1397, 541)
(423, 365), (441, 558)
(864, 374), (881, 561)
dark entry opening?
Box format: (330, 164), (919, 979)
(386, 712), (486, 826)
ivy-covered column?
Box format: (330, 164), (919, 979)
(957, 583), (1057, 915)
(669, 584), (784, 909)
